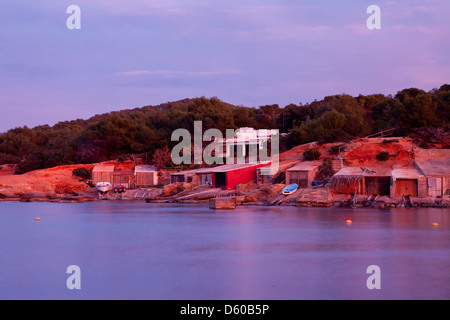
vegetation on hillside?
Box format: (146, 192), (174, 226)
(0, 85), (449, 173)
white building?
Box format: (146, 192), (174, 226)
(214, 127), (277, 159)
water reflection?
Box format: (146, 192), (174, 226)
(0, 202), (448, 299)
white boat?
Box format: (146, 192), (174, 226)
(96, 182), (113, 193)
(282, 183), (298, 195)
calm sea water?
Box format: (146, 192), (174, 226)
(0, 201), (448, 300)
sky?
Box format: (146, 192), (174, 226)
(0, 0), (449, 132)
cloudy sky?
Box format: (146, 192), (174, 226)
(0, 0), (449, 132)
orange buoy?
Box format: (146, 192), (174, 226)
(36, 217), (40, 221)
(346, 219), (352, 224)
(432, 223), (439, 227)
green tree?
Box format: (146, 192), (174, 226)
(394, 88), (439, 133)
(152, 145), (172, 169)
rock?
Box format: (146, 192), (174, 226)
(209, 197), (236, 209)
(244, 195), (258, 202)
(234, 196), (245, 205)
(162, 183), (183, 197)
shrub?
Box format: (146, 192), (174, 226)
(315, 158), (335, 182)
(72, 167), (91, 179)
(329, 144), (344, 155)
(376, 151), (390, 161)
(303, 149), (321, 161)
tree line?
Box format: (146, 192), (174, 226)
(0, 85), (448, 173)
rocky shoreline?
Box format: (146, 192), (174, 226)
(1, 138), (448, 209)
(2, 184), (447, 209)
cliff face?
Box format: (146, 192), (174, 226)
(342, 137), (415, 167)
(0, 164), (95, 199)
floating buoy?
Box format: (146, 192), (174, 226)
(346, 219), (352, 224)
(432, 223), (439, 227)
(35, 217), (40, 221)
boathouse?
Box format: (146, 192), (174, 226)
(285, 161), (321, 188)
(92, 164), (115, 185)
(170, 162), (271, 189)
(256, 161), (297, 184)
(112, 161), (135, 188)
(391, 167), (426, 198)
(212, 162), (270, 190)
(256, 165), (279, 184)
(113, 170), (135, 189)
(135, 165), (158, 187)
(414, 149), (450, 198)
(415, 159), (450, 198)
(332, 166), (391, 196)
(170, 172), (185, 183)
(170, 167), (214, 186)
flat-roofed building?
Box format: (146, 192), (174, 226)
(135, 165), (158, 187)
(332, 166), (392, 195)
(92, 164), (115, 185)
(285, 161), (321, 188)
(415, 158), (450, 198)
(391, 167), (426, 197)
(211, 162), (271, 190)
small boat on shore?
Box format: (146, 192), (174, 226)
(96, 182), (112, 193)
(282, 183), (298, 195)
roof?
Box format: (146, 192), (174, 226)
(258, 165), (279, 175)
(415, 148), (450, 159)
(415, 159), (450, 176)
(391, 167), (424, 179)
(134, 165), (157, 173)
(92, 164), (115, 173)
(171, 166), (216, 176)
(209, 162), (271, 173)
(333, 166), (392, 178)
(414, 149), (450, 176)
(113, 170), (134, 176)
(287, 161), (321, 172)
(171, 162), (271, 176)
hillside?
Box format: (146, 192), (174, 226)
(0, 85), (449, 173)
(0, 164), (95, 200)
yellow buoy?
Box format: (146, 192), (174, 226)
(432, 223), (439, 227)
(36, 217), (40, 221)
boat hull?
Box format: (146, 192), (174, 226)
(96, 182), (112, 193)
(282, 183), (298, 195)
